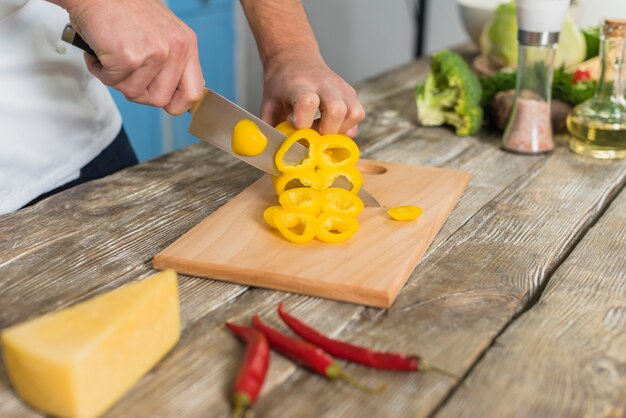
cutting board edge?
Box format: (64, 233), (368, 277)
(152, 255), (395, 308)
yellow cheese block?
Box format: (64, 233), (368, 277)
(1, 269), (180, 418)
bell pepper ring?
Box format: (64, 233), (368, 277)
(273, 209), (318, 244)
(275, 121), (297, 136)
(263, 206), (282, 229)
(316, 213), (360, 243)
(274, 129), (320, 172)
(316, 167), (363, 195)
(387, 205), (423, 221)
(320, 188), (364, 217)
(278, 187), (322, 215)
(318, 134), (360, 170)
(272, 169), (321, 196)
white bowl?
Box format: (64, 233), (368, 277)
(457, 0), (506, 45)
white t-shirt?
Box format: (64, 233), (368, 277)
(0, 0), (122, 215)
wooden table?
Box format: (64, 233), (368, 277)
(1, 50), (625, 418)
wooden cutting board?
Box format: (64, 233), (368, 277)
(153, 160), (470, 308)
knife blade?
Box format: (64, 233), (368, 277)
(61, 24), (381, 207)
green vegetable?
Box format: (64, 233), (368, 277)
(582, 26), (600, 59)
(480, 68), (597, 106)
(480, 1), (587, 69)
(480, 2), (517, 68)
(416, 50), (483, 136)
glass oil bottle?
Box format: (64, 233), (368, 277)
(567, 19), (626, 159)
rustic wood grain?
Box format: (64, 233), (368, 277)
(436, 189), (626, 418)
(248, 142), (626, 418)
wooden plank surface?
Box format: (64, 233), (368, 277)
(0, 45), (625, 418)
(247, 141), (626, 418)
(436, 188), (626, 418)
(154, 160), (471, 307)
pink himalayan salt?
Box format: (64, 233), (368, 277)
(502, 98), (554, 154)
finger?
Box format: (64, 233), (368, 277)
(338, 97), (365, 135)
(289, 87), (320, 129)
(112, 61), (165, 103)
(344, 125), (359, 137)
(163, 49), (204, 115)
(84, 54), (107, 81)
(318, 94), (348, 135)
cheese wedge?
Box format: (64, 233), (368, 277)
(1, 269), (180, 418)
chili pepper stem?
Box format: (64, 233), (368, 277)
(420, 360), (460, 380)
(232, 393), (250, 418)
(326, 363), (385, 394)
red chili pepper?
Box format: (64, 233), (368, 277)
(572, 67), (592, 83)
(277, 304), (458, 379)
(251, 315), (383, 393)
(225, 322), (270, 418)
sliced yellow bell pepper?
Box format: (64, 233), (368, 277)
(274, 129), (320, 172)
(263, 205), (282, 229)
(316, 213), (359, 243)
(318, 134), (359, 170)
(275, 121), (297, 136)
(316, 167), (363, 194)
(231, 119), (267, 156)
(272, 169), (321, 196)
(273, 209), (318, 244)
(320, 188), (364, 217)
(279, 187), (321, 215)
(387, 205), (423, 221)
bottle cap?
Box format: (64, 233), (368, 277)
(603, 19), (626, 38)
(516, 0), (570, 33)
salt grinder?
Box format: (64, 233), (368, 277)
(501, 0), (570, 154)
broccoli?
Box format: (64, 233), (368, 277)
(416, 50), (483, 136)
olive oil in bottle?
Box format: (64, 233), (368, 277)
(567, 19), (626, 159)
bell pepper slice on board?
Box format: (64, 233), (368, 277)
(387, 206), (423, 221)
(316, 213), (359, 243)
(273, 210), (318, 244)
(318, 134), (360, 170)
(279, 188), (322, 215)
(263, 206), (282, 229)
(272, 169), (321, 196)
(274, 129), (320, 172)
(320, 188), (364, 217)
(316, 167), (363, 194)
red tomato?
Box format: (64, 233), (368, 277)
(572, 67), (592, 83)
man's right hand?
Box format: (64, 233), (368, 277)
(53, 0), (204, 115)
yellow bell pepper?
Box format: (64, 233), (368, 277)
(320, 188), (364, 217)
(279, 187), (321, 215)
(274, 129), (320, 172)
(316, 213), (359, 243)
(231, 119), (267, 156)
(316, 167), (363, 194)
(272, 169), (321, 196)
(387, 205), (423, 221)
(275, 121), (297, 136)
(273, 209), (318, 244)
(263, 205), (282, 229)
(318, 134), (359, 170)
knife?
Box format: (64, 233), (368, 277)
(62, 25), (380, 206)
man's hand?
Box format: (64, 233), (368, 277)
(52, 0), (204, 115)
(261, 49), (365, 137)
(240, 0), (365, 137)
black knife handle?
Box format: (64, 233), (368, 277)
(62, 24), (97, 57)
